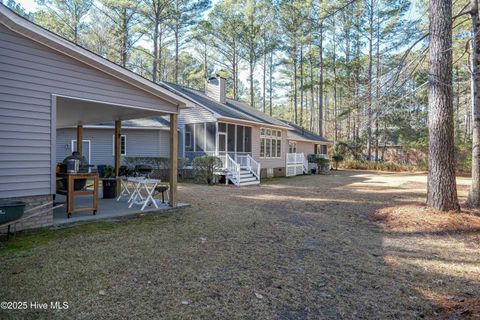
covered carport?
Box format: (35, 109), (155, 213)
(55, 95), (180, 207)
(0, 4), (192, 231)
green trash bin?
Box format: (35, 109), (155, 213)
(0, 201), (26, 225)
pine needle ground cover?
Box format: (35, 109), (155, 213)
(1, 171), (479, 319)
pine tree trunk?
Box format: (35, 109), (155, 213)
(249, 55), (255, 108)
(468, 0), (480, 207)
(300, 44), (304, 127)
(366, 0), (374, 160)
(375, 15), (381, 160)
(263, 44), (267, 113)
(152, 19), (159, 83)
(332, 16), (338, 142)
(318, 21), (324, 135)
(293, 45), (298, 124)
(427, 0), (460, 211)
(175, 25), (179, 83)
(269, 50), (273, 115)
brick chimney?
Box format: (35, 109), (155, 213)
(205, 75), (226, 104)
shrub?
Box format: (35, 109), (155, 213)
(104, 165), (115, 178)
(331, 154), (344, 170)
(316, 157), (330, 173)
(192, 156), (223, 184)
(340, 160), (419, 172)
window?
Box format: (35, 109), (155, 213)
(195, 123), (205, 152)
(112, 135), (126, 156)
(266, 139), (271, 157)
(260, 128), (282, 158)
(289, 141), (297, 153)
(322, 145), (328, 155)
(206, 123), (216, 151)
(227, 124), (235, 152)
(185, 124), (193, 151)
(244, 127), (252, 152)
(236, 125), (244, 152)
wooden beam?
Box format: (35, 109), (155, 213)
(114, 120), (121, 195)
(114, 120), (121, 176)
(169, 113), (178, 207)
(76, 125), (83, 155)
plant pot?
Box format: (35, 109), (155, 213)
(102, 178), (117, 199)
(311, 168), (317, 175)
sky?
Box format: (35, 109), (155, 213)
(16, 0), (36, 11)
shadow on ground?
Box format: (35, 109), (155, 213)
(0, 170), (479, 319)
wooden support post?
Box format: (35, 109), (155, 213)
(114, 120), (121, 195)
(76, 125), (83, 155)
(169, 113), (178, 207)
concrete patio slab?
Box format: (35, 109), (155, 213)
(53, 193), (189, 227)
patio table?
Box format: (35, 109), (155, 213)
(117, 177), (133, 201)
(127, 177), (161, 211)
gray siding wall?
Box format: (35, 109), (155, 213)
(251, 126), (288, 169)
(294, 140), (315, 155)
(0, 24), (176, 198)
(56, 128), (170, 166)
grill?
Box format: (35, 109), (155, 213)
(59, 152), (91, 190)
(134, 165), (153, 177)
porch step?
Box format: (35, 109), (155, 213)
(240, 176), (257, 183)
(238, 180), (260, 186)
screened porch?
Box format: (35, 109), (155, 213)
(184, 122), (253, 168)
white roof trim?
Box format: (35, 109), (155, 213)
(0, 4), (193, 109)
(59, 125), (177, 131)
(218, 116), (291, 130)
(287, 136), (333, 144)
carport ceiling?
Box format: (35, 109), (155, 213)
(56, 96), (171, 128)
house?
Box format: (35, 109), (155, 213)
(163, 76), (331, 184)
(163, 77), (293, 185)
(56, 117), (174, 166)
(283, 121), (331, 155)
(0, 4), (192, 231)
(282, 120), (332, 176)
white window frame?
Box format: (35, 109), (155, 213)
(71, 139), (91, 164)
(112, 134), (127, 156)
(260, 127), (282, 159)
(289, 141), (297, 153)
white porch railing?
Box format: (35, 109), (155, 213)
(286, 153), (306, 177)
(246, 154), (261, 180)
(185, 151), (260, 185)
(226, 154), (240, 185)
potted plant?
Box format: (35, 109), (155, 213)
(102, 165), (117, 199)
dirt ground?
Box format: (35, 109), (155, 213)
(1, 170), (479, 319)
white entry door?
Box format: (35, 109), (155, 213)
(72, 140), (91, 164)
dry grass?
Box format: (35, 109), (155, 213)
(0, 170), (479, 319)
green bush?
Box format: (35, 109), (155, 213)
(124, 156), (185, 170)
(192, 156), (223, 184)
(340, 160), (419, 172)
(331, 154), (344, 170)
(316, 157), (330, 173)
